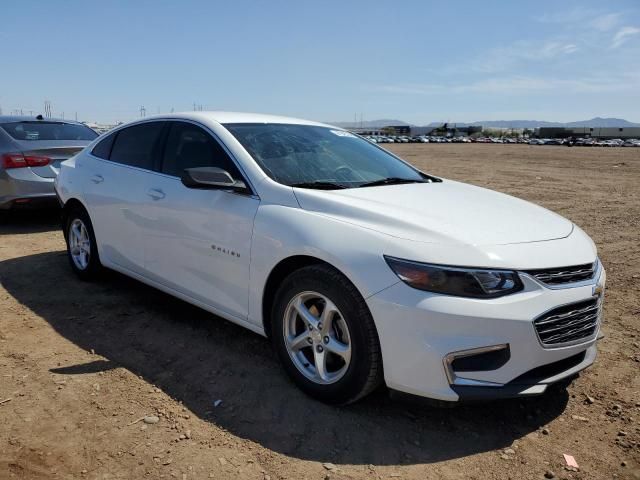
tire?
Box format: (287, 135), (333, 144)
(271, 264), (383, 405)
(64, 206), (103, 281)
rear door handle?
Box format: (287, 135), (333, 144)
(90, 174), (104, 184)
(146, 188), (166, 200)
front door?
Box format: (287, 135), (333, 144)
(141, 121), (259, 320)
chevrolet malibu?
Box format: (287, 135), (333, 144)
(54, 112), (605, 405)
(1, 115), (98, 209)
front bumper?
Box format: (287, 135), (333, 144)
(367, 264), (605, 402)
(450, 345), (596, 401)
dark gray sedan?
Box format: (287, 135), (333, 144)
(0, 116), (98, 209)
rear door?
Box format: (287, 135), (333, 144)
(141, 120), (259, 320)
(83, 121), (166, 274)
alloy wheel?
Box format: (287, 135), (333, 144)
(283, 291), (352, 385)
(68, 218), (91, 270)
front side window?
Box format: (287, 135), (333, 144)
(109, 122), (164, 170)
(0, 122), (98, 141)
(161, 122), (241, 178)
(224, 123), (424, 188)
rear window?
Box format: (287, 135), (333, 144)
(0, 122), (98, 141)
(91, 132), (116, 160)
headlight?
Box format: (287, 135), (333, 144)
(384, 256), (523, 298)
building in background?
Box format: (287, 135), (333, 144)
(538, 127), (640, 139)
(348, 124), (483, 137)
(83, 122), (121, 134)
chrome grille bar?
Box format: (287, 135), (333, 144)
(525, 262), (596, 286)
(542, 322), (598, 345)
(533, 297), (600, 347)
(534, 304), (599, 326)
(536, 312), (598, 335)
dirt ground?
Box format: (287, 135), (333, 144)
(1, 144), (639, 480)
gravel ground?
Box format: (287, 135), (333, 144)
(0, 144), (639, 480)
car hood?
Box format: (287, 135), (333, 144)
(293, 180), (574, 246)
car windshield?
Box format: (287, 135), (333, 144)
(224, 123), (425, 188)
(0, 121), (98, 141)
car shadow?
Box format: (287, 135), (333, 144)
(0, 251), (570, 465)
(0, 208), (61, 234)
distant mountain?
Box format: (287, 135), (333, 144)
(565, 117), (640, 128)
(467, 120), (561, 128)
(328, 119), (412, 128)
(468, 118), (640, 128)
(329, 117), (639, 129)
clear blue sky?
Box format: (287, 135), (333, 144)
(2, 0), (639, 124)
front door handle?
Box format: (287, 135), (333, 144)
(90, 174), (104, 184)
(146, 188), (166, 200)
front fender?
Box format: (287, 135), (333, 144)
(247, 204), (400, 327)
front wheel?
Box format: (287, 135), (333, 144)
(271, 264), (383, 405)
(64, 207), (102, 280)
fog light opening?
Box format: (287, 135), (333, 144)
(444, 344), (510, 386)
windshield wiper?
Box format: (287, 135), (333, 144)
(290, 181), (348, 190)
(358, 177), (427, 188)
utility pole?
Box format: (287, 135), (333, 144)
(75, 112), (78, 121)
(140, 105), (146, 117)
(44, 100), (52, 118)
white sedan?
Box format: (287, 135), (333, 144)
(55, 112), (605, 405)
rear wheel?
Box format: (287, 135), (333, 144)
(64, 207), (102, 280)
(271, 264), (383, 404)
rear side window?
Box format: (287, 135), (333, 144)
(0, 122), (98, 141)
(161, 122), (241, 178)
(91, 132), (116, 159)
(109, 122), (164, 170)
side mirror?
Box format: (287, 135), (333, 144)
(181, 167), (248, 192)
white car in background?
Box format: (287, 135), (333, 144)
(55, 112), (605, 405)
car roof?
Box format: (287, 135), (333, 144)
(139, 111), (336, 128)
(0, 115), (85, 125)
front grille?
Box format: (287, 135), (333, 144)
(524, 262), (596, 286)
(534, 297), (600, 347)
